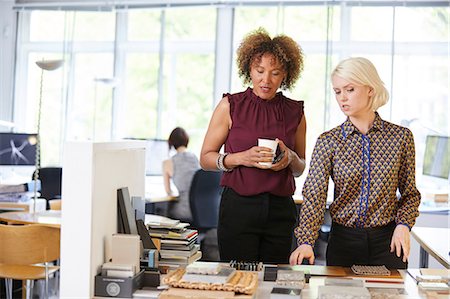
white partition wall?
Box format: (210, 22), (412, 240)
(60, 141), (145, 298)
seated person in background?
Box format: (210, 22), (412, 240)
(163, 127), (200, 223)
(290, 57), (421, 269)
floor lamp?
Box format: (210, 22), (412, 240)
(33, 59), (64, 213)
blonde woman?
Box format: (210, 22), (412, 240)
(290, 57), (421, 269)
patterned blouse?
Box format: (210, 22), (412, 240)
(295, 112), (421, 247)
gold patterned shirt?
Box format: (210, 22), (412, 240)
(295, 112), (421, 246)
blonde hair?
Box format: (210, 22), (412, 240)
(331, 57), (389, 110)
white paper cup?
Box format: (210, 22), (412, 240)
(258, 138), (278, 167)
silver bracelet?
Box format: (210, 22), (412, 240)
(216, 153), (232, 172)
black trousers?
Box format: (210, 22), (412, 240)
(217, 187), (297, 264)
(326, 221), (408, 269)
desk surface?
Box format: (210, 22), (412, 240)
(255, 269), (421, 299)
(0, 210), (61, 227)
(0, 198), (47, 212)
(411, 226), (450, 269)
(153, 267), (434, 299)
(145, 175), (179, 203)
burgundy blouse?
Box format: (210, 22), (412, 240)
(221, 87), (304, 197)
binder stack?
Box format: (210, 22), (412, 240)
(145, 214), (202, 269)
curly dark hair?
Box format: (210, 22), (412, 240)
(236, 27), (304, 90)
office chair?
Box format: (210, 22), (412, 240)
(189, 169), (222, 261)
(189, 169), (222, 231)
(0, 224), (60, 299)
(32, 167), (62, 209)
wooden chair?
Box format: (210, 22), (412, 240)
(48, 199), (61, 211)
(0, 224), (60, 299)
(0, 202), (30, 212)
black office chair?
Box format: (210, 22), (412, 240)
(189, 169), (222, 261)
(32, 167), (62, 210)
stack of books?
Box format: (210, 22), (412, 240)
(145, 214), (202, 268)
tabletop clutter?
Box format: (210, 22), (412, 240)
(91, 214), (450, 298)
(94, 241), (450, 299)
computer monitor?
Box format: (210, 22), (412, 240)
(0, 132), (37, 165)
(125, 138), (169, 176)
(422, 135), (450, 180)
(144, 139), (169, 176)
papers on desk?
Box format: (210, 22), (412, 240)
(145, 214), (180, 227)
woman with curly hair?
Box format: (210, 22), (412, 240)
(200, 28), (306, 263)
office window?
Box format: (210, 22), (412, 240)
(124, 53), (160, 138)
(128, 10), (161, 41)
(71, 12), (116, 42)
(12, 3), (449, 177)
(123, 7), (216, 155)
(395, 7), (448, 42)
(351, 7), (394, 41)
(69, 53), (115, 141)
(165, 8), (216, 40)
(284, 6), (341, 42)
(234, 7), (280, 39)
(17, 10), (117, 165)
(161, 52), (215, 151)
(30, 11), (66, 41)
(161, 8), (216, 153)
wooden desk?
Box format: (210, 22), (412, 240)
(0, 210), (61, 227)
(145, 176), (179, 215)
(411, 226), (450, 269)
(145, 175), (179, 203)
(147, 195), (178, 204)
(0, 198), (46, 212)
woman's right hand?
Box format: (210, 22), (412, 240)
(239, 145), (276, 168)
(289, 244), (315, 265)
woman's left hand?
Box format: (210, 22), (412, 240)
(390, 224), (410, 263)
(271, 139), (292, 171)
